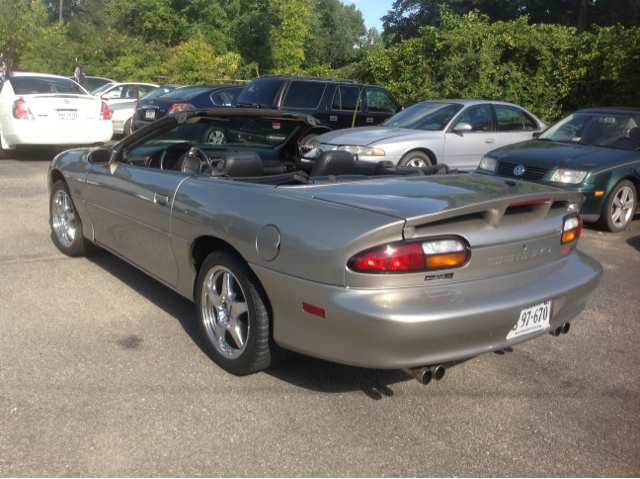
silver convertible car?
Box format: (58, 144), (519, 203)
(48, 109), (601, 383)
(317, 100), (546, 171)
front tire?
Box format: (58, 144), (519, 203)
(50, 180), (96, 256)
(398, 151), (432, 168)
(598, 180), (637, 232)
(196, 251), (283, 375)
(203, 127), (226, 145)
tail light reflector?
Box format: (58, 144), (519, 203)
(101, 101), (111, 120)
(348, 238), (469, 274)
(562, 215), (582, 244)
(13, 99), (34, 120)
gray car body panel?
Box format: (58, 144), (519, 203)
(48, 109), (601, 370)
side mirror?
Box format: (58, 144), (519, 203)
(532, 131), (541, 139)
(452, 122), (473, 133)
(87, 148), (112, 165)
(302, 147), (322, 159)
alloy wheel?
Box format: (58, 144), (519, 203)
(206, 130), (226, 145)
(610, 185), (635, 228)
(52, 190), (76, 248)
(406, 158), (427, 167)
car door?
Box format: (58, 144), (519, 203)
(443, 104), (497, 170)
(329, 85), (367, 129)
(494, 104), (541, 147)
(83, 162), (186, 286)
(363, 88), (401, 126)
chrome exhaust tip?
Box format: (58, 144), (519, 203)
(431, 365), (446, 380)
(561, 322), (571, 334)
(402, 367), (433, 385)
(550, 327), (562, 337)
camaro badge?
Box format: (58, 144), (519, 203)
(513, 165), (526, 176)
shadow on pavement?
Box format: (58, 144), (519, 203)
(627, 234), (640, 252)
(7, 146), (68, 162)
(85, 248), (475, 399)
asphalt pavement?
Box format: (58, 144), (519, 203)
(1, 149), (639, 477)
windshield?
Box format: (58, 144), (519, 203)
(91, 83), (115, 95)
(9, 76), (88, 95)
(237, 78), (286, 107)
(381, 102), (463, 130)
(157, 86), (212, 101)
(130, 116), (301, 155)
(539, 111), (640, 150)
(141, 85), (181, 100)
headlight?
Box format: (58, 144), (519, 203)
(336, 145), (385, 156)
(478, 156), (497, 172)
(550, 169), (587, 184)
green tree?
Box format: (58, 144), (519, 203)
(0, 0), (49, 66)
(270, 0), (313, 71)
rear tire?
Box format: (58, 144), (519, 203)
(50, 180), (97, 256)
(597, 180), (637, 232)
(196, 250), (287, 375)
(398, 151), (432, 167)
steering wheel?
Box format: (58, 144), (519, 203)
(159, 143), (192, 170)
(176, 146), (210, 171)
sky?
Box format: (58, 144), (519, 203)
(341, 0), (396, 33)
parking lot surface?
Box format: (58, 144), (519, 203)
(1, 150), (639, 477)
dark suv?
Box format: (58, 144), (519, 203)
(236, 75), (401, 139)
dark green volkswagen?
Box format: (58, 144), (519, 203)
(476, 108), (640, 231)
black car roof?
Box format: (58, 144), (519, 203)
(260, 74), (361, 85)
(578, 107), (640, 114)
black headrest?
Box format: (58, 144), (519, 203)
(222, 152), (264, 177)
(310, 150), (355, 177)
(629, 127), (640, 141)
(175, 155), (203, 175)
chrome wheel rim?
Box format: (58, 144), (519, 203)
(406, 158), (427, 167)
(611, 186), (635, 228)
(201, 266), (249, 358)
(52, 190), (76, 248)
(205, 129), (225, 145)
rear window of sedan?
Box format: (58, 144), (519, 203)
(9, 76), (88, 95)
(158, 86), (212, 101)
(382, 102), (463, 131)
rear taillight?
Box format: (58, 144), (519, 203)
(562, 215), (582, 244)
(101, 101), (111, 120)
(12, 99), (34, 120)
(348, 237), (470, 274)
(170, 103), (193, 114)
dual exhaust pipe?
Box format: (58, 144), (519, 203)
(402, 365), (446, 385)
(550, 322), (571, 337)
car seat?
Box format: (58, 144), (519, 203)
(310, 151), (355, 177)
(222, 152), (265, 177)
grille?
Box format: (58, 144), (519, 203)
(497, 162), (548, 180)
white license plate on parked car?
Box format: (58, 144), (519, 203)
(57, 110), (77, 120)
(506, 301), (551, 339)
(144, 110), (155, 120)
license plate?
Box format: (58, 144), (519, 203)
(506, 301), (551, 339)
(144, 110), (156, 120)
(57, 110), (77, 120)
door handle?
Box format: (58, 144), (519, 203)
(366, 117), (374, 123)
(485, 139), (495, 144)
(154, 193), (170, 206)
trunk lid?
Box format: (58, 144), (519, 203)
(23, 94), (102, 124)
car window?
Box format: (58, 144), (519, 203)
(495, 106), (525, 132)
(141, 85), (180, 100)
(381, 102), (463, 131)
(158, 86), (213, 101)
(453, 105), (492, 132)
(539, 112), (640, 150)
(9, 76), (88, 95)
(365, 89), (399, 114)
(237, 78), (286, 107)
(211, 88), (244, 106)
(282, 81), (326, 109)
(91, 83), (114, 95)
(123, 85), (136, 99)
(522, 111), (538, 131)
(331, 86), (362, 111)
(137, 85), (153, 98)
(106, 86), (123, 99)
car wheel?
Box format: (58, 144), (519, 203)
(197, 251), (286, 375)
(399, 151), (432, 168)
(203, 127), (226, 145)
(299, 132), (319, 147)
(598, 180), (637, 232)
(123, 118), (132, 137)
(50, 180), (96, 256)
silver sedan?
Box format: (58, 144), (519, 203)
(317, 99), (546, 171)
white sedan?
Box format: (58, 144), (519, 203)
(0, 73), (113, 157)
(316, 99), (546, 171)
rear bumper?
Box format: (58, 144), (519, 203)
(3, 120), (113, 147)
(252, 249), (602, 369)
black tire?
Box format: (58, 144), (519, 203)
(202, 126), (226, 145)
(597, 180), (637, 232)
(123, 118), (132, 137)
(49, 180), (97, 256)
(398, 150), (432, 167)
(196, 250), (287, 375)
